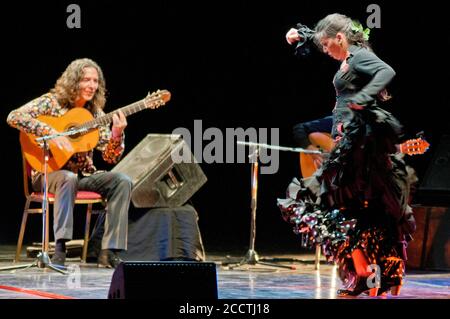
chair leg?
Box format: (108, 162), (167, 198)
(82, 204), (93, 263)
(15, 199), (31, 263)
(314, 244), (321, 270)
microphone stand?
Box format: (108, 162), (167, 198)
(0, 128), (87, 274)
(225, 141), (324, 271)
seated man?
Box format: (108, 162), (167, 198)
(7, 58), (132, 268)
(293, 115), (334, 176)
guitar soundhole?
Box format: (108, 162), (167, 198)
(66, 125), (84, 141)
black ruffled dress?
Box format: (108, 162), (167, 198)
(278, 44), (417, 294)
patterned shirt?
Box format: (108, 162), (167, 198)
(7, 92), (125, 177)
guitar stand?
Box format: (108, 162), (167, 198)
(0, 138), (67, 275)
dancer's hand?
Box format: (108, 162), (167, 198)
(348, 103), (364, 110)
(286, 28), (301, 45)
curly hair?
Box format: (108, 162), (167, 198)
(51, 58), (106, 112)
(313, 13), (371, 50)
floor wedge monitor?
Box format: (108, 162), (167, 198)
(112, 134), (207, 208)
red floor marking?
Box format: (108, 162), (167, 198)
(0, 285), (76, 299)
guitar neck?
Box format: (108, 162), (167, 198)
(77, 99), (147, 131)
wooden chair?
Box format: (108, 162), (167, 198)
(15, 154), (105, 263)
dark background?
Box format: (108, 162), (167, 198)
(0, 1), (448, 254)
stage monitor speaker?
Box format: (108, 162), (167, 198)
(108, 261), (218, 299)
(112, 134), (207, 208)
(416, 134), (450, 206)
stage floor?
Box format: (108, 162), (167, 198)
(0, 245), (448, 299)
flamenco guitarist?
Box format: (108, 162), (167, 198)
(294, 116), (429, 178)
(7, 58), (169, 269)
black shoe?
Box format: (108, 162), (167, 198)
(51, 251), (66, 266)
(337, 276), (372, 297)
(377, 278), (402, 296)
(97, 249), (122, 269)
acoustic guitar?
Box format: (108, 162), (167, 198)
(20, 90), (171, 173)
(300, 134), (430, 178)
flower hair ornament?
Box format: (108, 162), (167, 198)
(351, 20), (370, 41)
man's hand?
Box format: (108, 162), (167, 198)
(112, 110), (127, 138)
(50, 136), (74, 153)
(306, 145), (324, 169)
